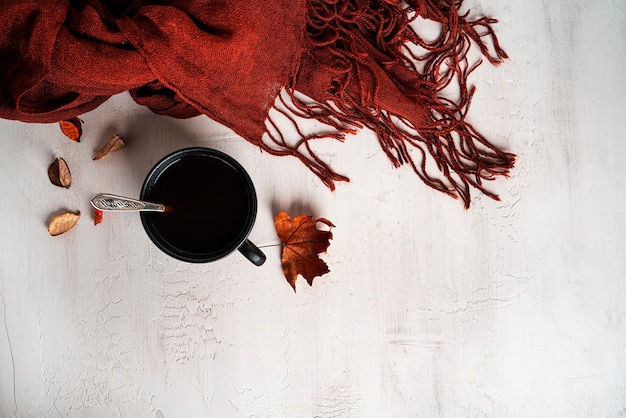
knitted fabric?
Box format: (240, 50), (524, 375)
(0, 0), (514, 206)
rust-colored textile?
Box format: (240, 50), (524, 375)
(0, 0), (514, 206)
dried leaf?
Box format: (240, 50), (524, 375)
(59, 118), (83, 142)
(93, 134), (125, 160)
(274, 212), (334, 291)
(47, 157), (72, 188)
(48, 211), (80, 236)
(94, 208), (103, 225)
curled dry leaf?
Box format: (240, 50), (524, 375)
(47, 157), (72, 188)
(93, 134), (125, 160)
(48, 211), (80, 236)
(59, 118), (83, 142)
(94, 208), (103, 225)
(274, 211), (334, 291)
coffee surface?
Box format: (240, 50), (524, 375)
(145, 155), (250, 254)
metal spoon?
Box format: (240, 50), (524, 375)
(90, 193), (167, 212)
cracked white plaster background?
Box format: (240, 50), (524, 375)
(1, 0), (626, 417)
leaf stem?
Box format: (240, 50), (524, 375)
(257, 243), (284, 249)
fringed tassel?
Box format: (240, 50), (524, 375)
(262, 0), (515, 207)
(261, 90), (352, 189)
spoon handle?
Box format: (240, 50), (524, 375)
(90, 193), (166, 212)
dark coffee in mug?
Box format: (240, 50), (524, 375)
(147, 154), (248, 252)
(140, 148), (265, 265)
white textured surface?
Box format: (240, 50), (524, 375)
(1, 1), (626, 417)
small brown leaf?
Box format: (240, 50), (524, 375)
(94, 208), (103, 225)
(59, 118), (83, 142)
(93, 134), (125, 160)
(47, 157), (72, 188)
(48, 211), (80, 236)
(274, 212), (334, 291)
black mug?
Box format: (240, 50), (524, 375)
(140, 147), (266, 265)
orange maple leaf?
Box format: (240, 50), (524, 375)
(59, 117), (83, 142)
(274, 212), (334, 291)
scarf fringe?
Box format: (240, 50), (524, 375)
(261, 0), (515, 208)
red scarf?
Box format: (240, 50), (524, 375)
(0, 0), (514, 207)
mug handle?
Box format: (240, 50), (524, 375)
(238, 239), (266, 266)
